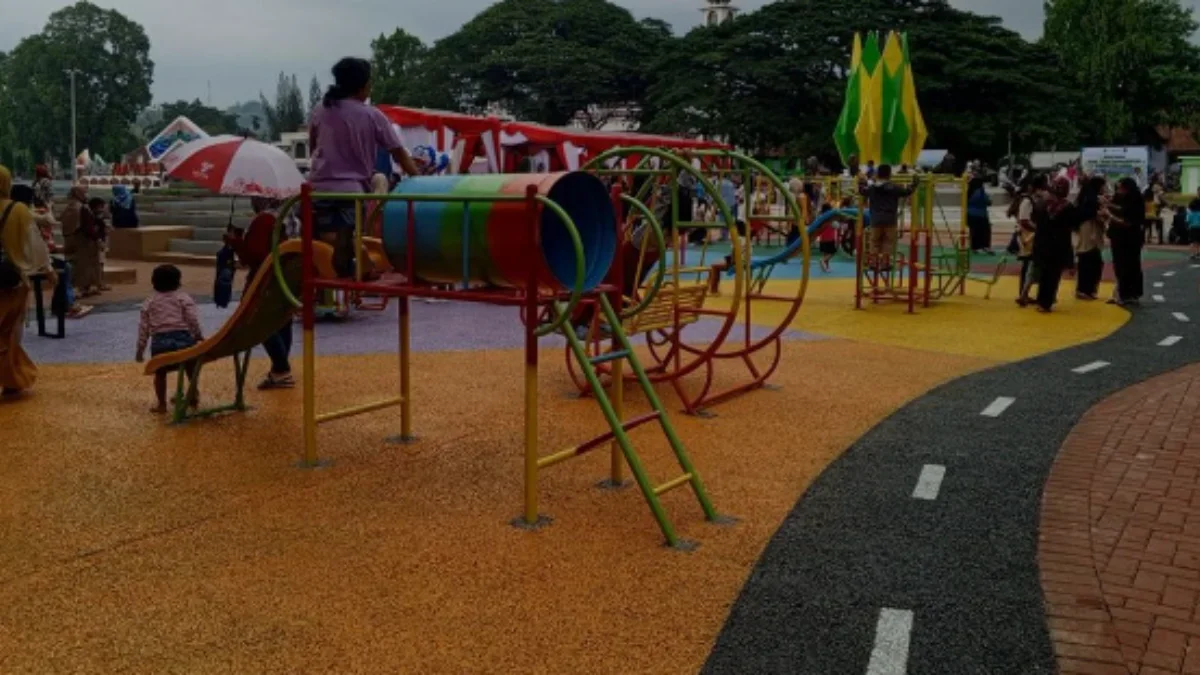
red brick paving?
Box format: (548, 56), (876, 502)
(1041, 363), (1200, 674)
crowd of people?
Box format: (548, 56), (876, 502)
(0, 164), (151, 397)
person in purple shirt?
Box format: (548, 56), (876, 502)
(309, 57), (422, 277)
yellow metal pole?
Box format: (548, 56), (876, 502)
(399, 296), (413, 441)
(522, 185), (540, 526)
(303, 327), (317, 465)
(316, 396), (403, 424)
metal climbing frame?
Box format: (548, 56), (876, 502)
(267, 183), (719, 547)
(851, 173), (1008, 312)
(565, 147), (811, 416)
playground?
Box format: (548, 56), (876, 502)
(7, 31), (1200, 675)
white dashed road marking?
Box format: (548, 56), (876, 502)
(1175, 312), (1191, 323)
(866, 608), (914, 675)
(1072, 361), (1111, 374)
(1160, 336), (1183, 347)
(981, 397), (1015, 417)
(1164, 271), (1177, 277)
(912, 465), (946, 501)
(1154, 282), (1165, 288)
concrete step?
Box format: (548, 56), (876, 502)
(140, 212), (236, 228)
(103, 265), (138, 285)
(143, 251), (217, 265)
(168, 238), (223, 256)
(191, 228), (228, 242)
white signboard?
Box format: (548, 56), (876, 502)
(1080, 146), (1149, 182)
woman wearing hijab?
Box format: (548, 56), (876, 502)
(966, 176), (993, 254)
(32, 165), (53, 209)
(60, 185), (104, 296)
(1074, 176), (1108, 300)
(1107, 177), (1146, 306)
(110, 185), (139, 228)
(10, 184), (90, 319)
(0, 165), (55, 396)
(1031, 176), (1077, 312)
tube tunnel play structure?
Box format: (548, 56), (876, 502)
(148, 171), (724, 548)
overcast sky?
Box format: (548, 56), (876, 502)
(0, 0), (1184, 107)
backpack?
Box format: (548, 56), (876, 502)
(0, 203), (24, 290)
(213, 244), (236, 309)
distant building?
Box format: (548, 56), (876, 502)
(275, 129), (311, 172)
(702, 0), (739, 26)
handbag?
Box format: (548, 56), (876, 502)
(0, 203), (23, 290)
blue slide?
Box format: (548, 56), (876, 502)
(736, 208), (868, 273)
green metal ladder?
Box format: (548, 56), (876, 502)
(551, 294), (723, 549)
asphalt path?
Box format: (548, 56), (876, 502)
(703, 260), (1200, 674)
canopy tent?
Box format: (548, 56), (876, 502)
(374, 104), (726, 175)
(498, 121), (728, 172)
(376, 105), (503, 174)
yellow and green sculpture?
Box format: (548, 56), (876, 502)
(833, 31), (928, 167)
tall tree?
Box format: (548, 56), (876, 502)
(259, 72), (306, 139)
(426, 0), (669, 126)
(308, 75), (322, 114)
(642, 0), (1079, 164)
(2, 1), (154, 166)
(1044, 0), (1200, 145)
(371, 28), (439, 107)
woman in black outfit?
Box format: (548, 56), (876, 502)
(1074, 176), (1107, 300)
(1033, 177), (1077, 312)
(1107, 177), (1145, 306)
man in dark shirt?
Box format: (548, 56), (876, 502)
(859, 164), (915, 263)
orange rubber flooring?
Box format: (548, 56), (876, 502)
(1, 340), (988, 673)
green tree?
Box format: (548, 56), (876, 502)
(1044, 0), (1200, 145)
(642, 0), (1078, 165)
(151, 99), (241, 136)
(1, 1), (154, 166)
(259, 72), (306, 139)
(426, 0), (668, 126)
(371, 28), (438, 106)
(308, 75), (321, 114)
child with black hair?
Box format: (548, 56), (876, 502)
(816, 204), (839, 273)
(87, 197), (112, 291)
(136, 264), (204, 413)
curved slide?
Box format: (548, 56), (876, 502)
(145, 240), (336, 376)
(732, 208), (867, 274)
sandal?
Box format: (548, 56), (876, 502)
(258, 373), (295, 390)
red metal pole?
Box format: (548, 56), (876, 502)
(908, 215), (917, 314)
(923, 225), (932, 308)
(855, 210), (864, 310)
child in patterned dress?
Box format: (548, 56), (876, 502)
(136, 265), (204, 413)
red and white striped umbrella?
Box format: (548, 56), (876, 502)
(161, 135), (304, 198)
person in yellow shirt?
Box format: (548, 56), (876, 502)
(0, 165), (54, 396)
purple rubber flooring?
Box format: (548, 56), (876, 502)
(23, 300), (824, 365)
